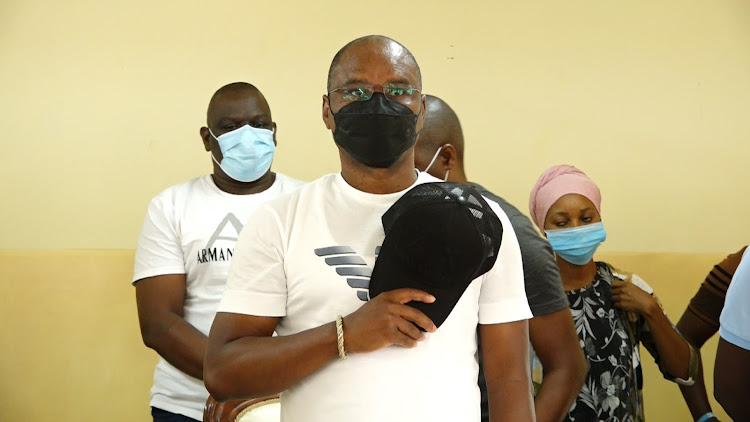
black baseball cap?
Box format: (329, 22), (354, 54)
(368, 182), (504, 329)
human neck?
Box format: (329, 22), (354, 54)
(211, 169), (276, 195)
(556, 255), (597, 291)
(447, 167), (468, 184)
(340, 154), (418, 194)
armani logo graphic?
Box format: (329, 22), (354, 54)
(197, 213), (244, 264)
(314, 246), (381, 302)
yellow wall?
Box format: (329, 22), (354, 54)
(2, 0), (748, 421)
(1, 0), (749, 251)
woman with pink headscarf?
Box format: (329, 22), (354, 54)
(528, 165), (698, 422)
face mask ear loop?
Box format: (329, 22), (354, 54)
(444, 169), (450, 182)
(424, 145), (444, 173)
(207, 127), (222, 165)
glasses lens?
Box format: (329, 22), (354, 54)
(384, 84), (419, 105)
(340, 87), (372, 102)
(335, 84), (420, 105)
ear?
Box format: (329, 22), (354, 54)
(200, 127), (211, 151)
(441, 143), (458, 170)
(322, 95), (335, 131)
(415, 95), (426, 133)
(272, 122), (278, 146)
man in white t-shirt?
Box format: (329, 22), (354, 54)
(715, 247), (750, 420)
(133, 82), (304, 422)
(204, 36), (534, 422)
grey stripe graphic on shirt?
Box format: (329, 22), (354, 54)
(314, 246), (357, 256)
(336, 267), (372, 277)
(314, 246), (378, 302)
(324, 256), (367, 266)
(346, 278), (370, 289)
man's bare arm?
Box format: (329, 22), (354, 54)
(204, 288), (437, 401)
(676, 309), (719, 420)
(480, 320), (535, 422)
(714, 338), (750, 421)
(529, 308), (587, 422)
(135, 274), (207, 380)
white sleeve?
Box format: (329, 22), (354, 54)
(477, 201), (533, 324)
(719, 248), (750, 350)
(217, 204), (288, 317)
(132, 195), (185, 283)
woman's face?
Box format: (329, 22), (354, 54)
(543, 193), (602, 232)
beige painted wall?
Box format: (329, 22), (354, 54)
(1, 0), (748, 421)
(1, 0), (749, 252)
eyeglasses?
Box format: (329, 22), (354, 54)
(329, 83), (421, 105)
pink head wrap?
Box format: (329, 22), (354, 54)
(528, 165), (602, 232)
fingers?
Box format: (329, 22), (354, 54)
(397, 302), (437, 333)
(391, 330), (419, 348)
(386, 288), (436, 305)
(396, 317), (426, 342)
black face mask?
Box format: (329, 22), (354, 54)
(330, 92), (420, 168)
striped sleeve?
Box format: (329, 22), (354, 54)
(687, 246), (748, 328)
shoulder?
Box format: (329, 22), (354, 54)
(718, 245), (749, 276)
(258, 174), (334, 214)
(471, 185), (538, 233)
(145, 176), (207, 208)
(273, 173), (307, 191)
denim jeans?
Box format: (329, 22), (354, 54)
(151, 407), (200, 422)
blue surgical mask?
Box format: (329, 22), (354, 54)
(546, 222), (607, 266)
(209, 125), (275, 182)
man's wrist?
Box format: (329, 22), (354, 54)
(696, 411), (716, 422)
(335, 315), (347, 360)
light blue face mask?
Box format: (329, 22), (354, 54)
(209, 125), (275, 183)
(545, 221), (607, 266)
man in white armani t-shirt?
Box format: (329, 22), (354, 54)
(132, 82), (303, 422)
(205, 37), (534, 422)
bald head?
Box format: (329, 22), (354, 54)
(206, 82), (271, 128)
(412, 95), (468, 183)
(417, 95), (464, 159)
(326, 35), (422, 92)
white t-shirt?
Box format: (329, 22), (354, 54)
(133, 173), (304, 420)
(218, 172), (532, 422)
(719, 247), (750, 350)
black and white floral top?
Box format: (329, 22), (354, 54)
(530, 262), (696, 422)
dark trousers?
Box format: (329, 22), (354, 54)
(151, 407), (200, 422)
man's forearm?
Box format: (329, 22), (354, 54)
(143, 314), (208, 380)
(488, 379), (535, 422)
(643, 303), (692, 380)
(205, 321), (339, 401)
(534, 368), (582, 422)
(678, 354), (715, 419)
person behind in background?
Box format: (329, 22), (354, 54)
(714, 247), (750, 420)
(528, 164), (698, 422)
(414, 94), (586, 422)
(132, 82), (304, 422)
(204, 35), (535, 422)
(676, 245), (747, 422)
